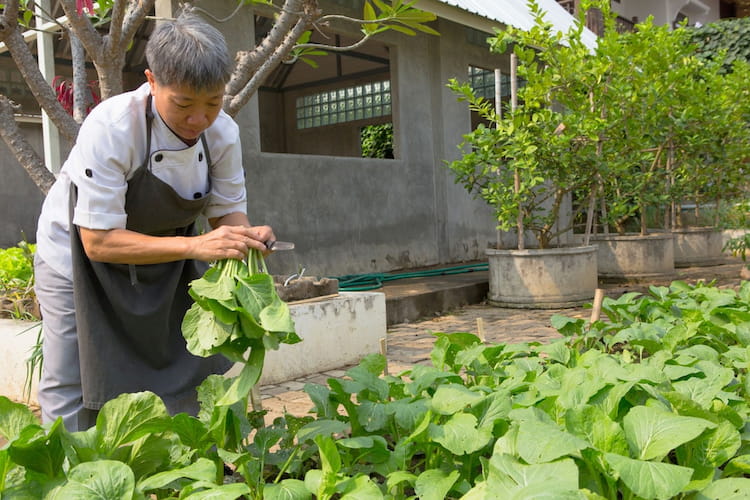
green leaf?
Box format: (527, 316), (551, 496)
(385, 470), (416, 492)
(430, 384), (484, 415)
(182, 303), (235, 357)
(515, 420), (589, 464)
(389, 24), (416, 36)
(54, 460), (135, 500)
(216, 347), (265, 406)
(259, 297), (295, 335)
(189, 266), (235, 302)
(550, 314), (586, 337)
(486, 454), (581, 497)
(428, 412), (492, 455)
(358, 401), (388, 432)
(724, 454), (750, 476)
(236, 274), (276, 318)
(0, 396), (38, 442)
(339, 474), (383, 499)
(622, 405), (716, 460)
(296, 419), (349, 443)
(363, 1), (376, 21)
(677, 419), (741, 468)
(95, 392), (170, 456)
(137, 457), (216, 492)
(7, 419), (65, 478)
(263, 479), (311, 500)
(315, 435), (341, 475)
(414, 469), (459, 500)
(604, 452), (693, 500)
(184, 483), (253, 499)
(565, 405), (629, 455)
(695, 478), (750, 500)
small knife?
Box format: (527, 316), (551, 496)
(265, 240), (295, 251)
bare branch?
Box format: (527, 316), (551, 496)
(119, 0), (155, 52)
(226, 0), (306, 96)
(295, 33), (374, 53)
(71, 32), (89, 123)
(226, 16), (311, 116)
(58, 0), (104, 60)
(107, 0), (128, 51)
(0, 96), (56, 195)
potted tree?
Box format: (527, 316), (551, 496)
(582, 17), (687, 282)
(447, 1), (602, 308)
(667, 58), (750, 267)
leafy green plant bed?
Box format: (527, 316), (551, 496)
(2, 281), (750, 499)
(0, 242), (38, 320)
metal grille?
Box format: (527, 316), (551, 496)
(468, 66), (510, 100)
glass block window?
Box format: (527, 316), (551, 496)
(296, 80), (391, 130)
(468, 66), (511, 100)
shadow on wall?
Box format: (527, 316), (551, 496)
(0, 132), (46, 247)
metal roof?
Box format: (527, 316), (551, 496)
(421, 0), (598, 48)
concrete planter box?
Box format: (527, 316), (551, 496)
(673, 227), (724, 267)
(0, 319), (42, 405)
(590, 233), (675, 282)
(486, 245), (597, 308)
(1, 292), (386, 404)
(253, 291), (386, 385)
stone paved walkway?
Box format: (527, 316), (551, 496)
(257, 259), (747, 424)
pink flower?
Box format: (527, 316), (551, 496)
(75, 0), (94, 16)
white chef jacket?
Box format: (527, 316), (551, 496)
(35, 83), (248, 280)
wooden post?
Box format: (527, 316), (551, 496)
(380, 337), (389, 376)
(476, 317), (486, 343)
(590, 289), (605, 323)
(511, 53), (524, 250)
(250, 386), (263, 412)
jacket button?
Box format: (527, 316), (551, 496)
(84, 168), (93, 177)
(198, 152), (204, 162)
(193, 192), (202, 199)
(154, 153), (163, 162)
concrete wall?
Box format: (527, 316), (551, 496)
(246, 17), (504, 277)
(0, 123), (47, 247)
(611, 0), (721, 26)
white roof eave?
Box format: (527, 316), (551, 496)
(415, 0), (598, 49)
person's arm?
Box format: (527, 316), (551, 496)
(79, 220), (273, 264)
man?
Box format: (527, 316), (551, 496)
(34, 10), (271, 431)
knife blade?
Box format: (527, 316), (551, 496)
(265, 240), (295, 251)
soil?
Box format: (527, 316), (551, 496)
(273, 276), (339, 302)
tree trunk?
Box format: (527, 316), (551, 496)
(0, 96), (55, 195)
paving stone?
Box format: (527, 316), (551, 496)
(281, 380), (306, 392)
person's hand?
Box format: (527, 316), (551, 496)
(187, 224), (275, 261)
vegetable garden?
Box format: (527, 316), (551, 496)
(2, 279), (750, 499)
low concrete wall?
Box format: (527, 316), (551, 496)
(0, 292), (386, 404)
(232, 292), (386, 385)
(0, 319), (42, 405)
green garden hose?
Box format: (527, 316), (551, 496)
(332, 262), (488, 291)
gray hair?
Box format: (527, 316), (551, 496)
(145, 10), (232, 91)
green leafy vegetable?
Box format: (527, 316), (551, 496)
(182, 250), (299, 406)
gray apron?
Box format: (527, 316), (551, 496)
(69, 96), (231, 410)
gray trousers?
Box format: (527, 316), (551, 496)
(34, 254), (199, 432)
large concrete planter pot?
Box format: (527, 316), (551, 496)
(486, 245), (597, 308)
(591, 233), (675, 282)
(672, 227), (724, 267)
